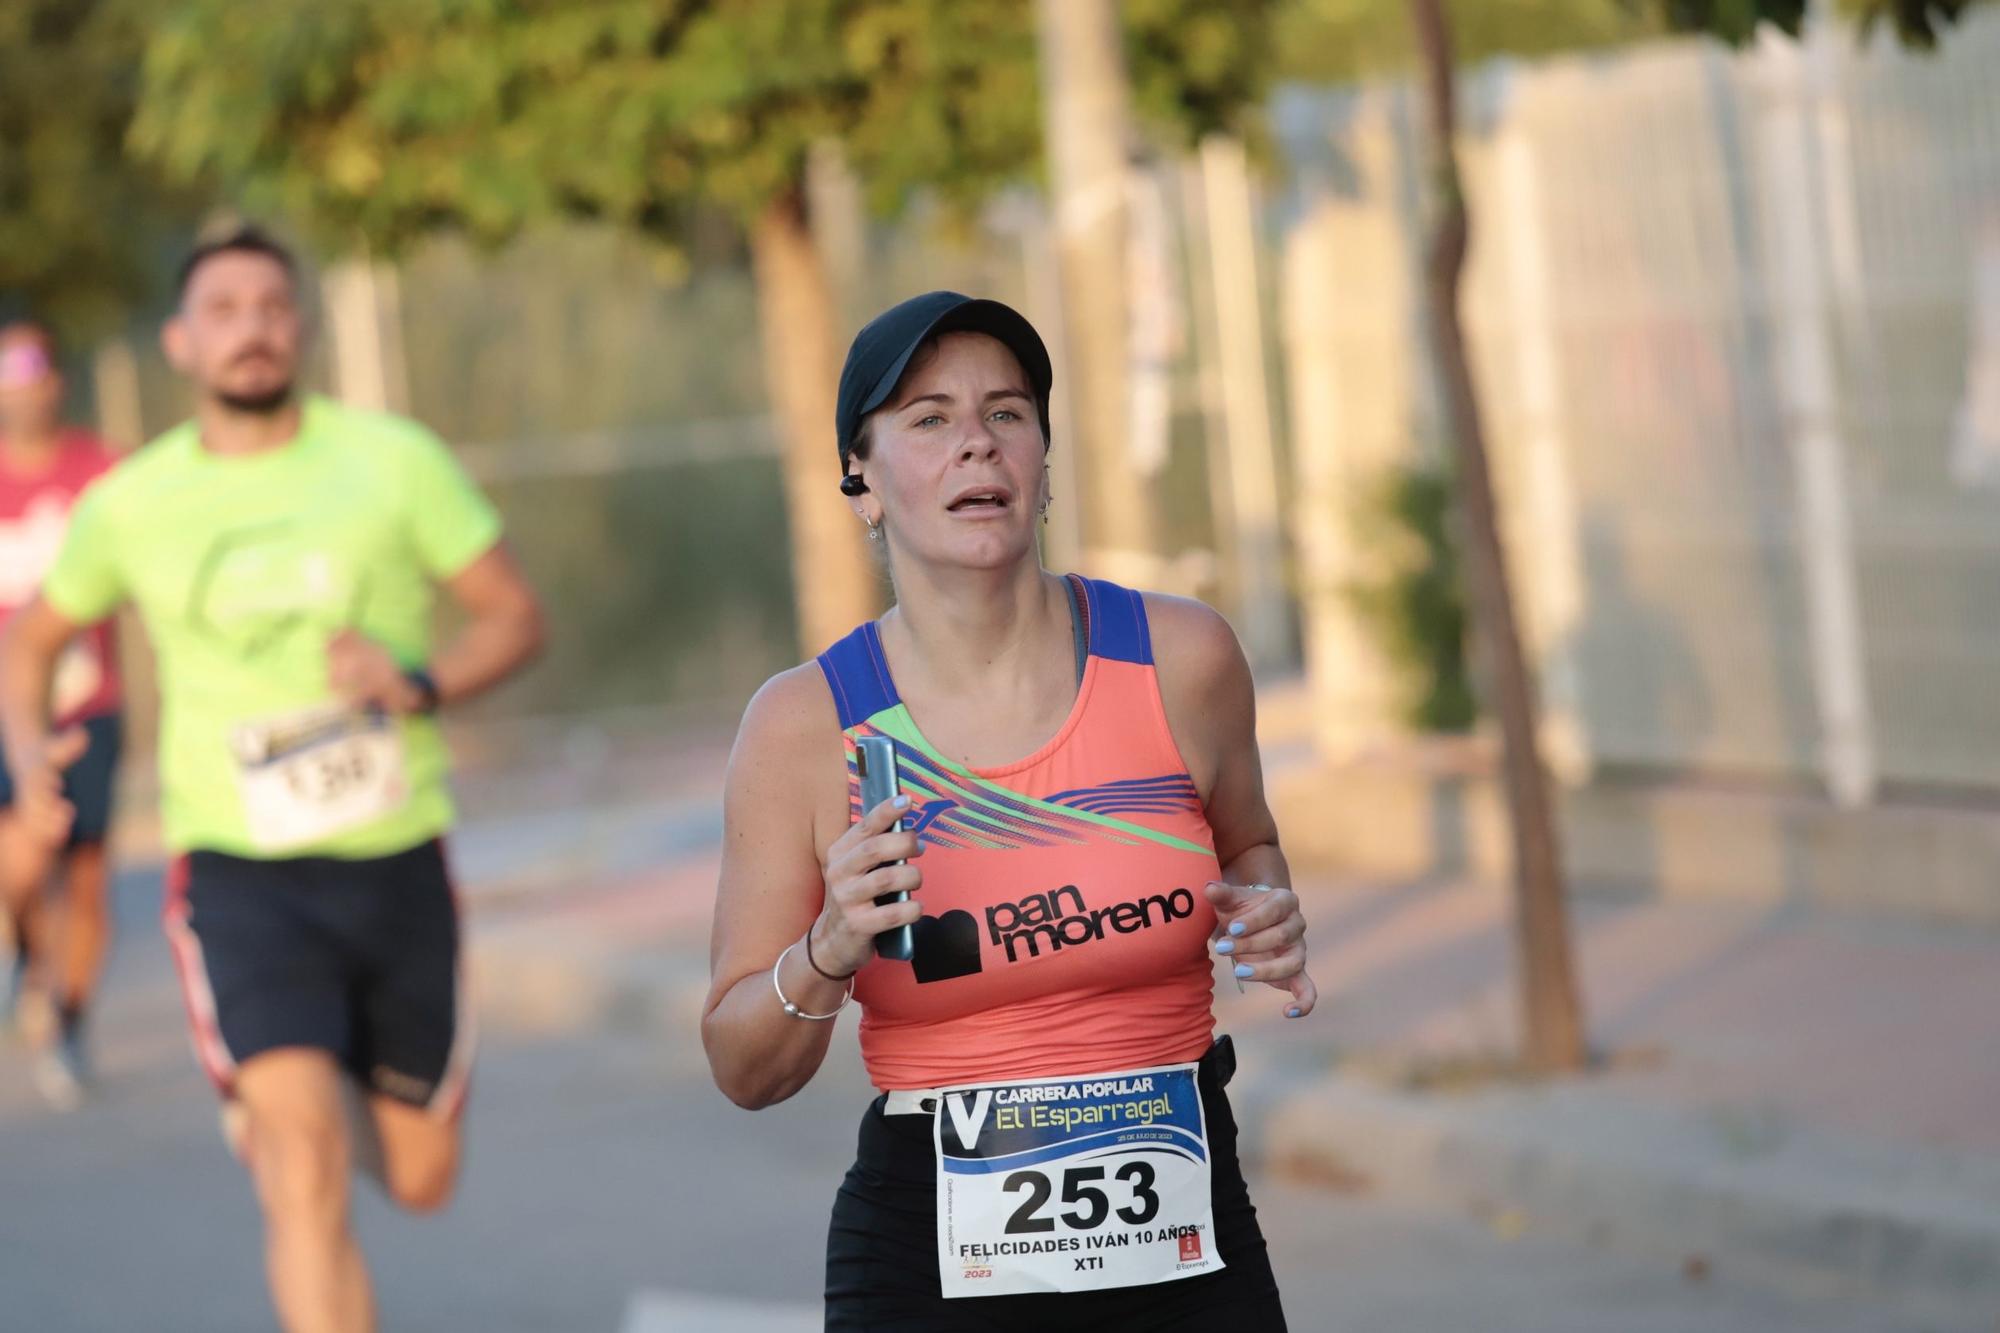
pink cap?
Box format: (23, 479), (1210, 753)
(0, 340), (53, 388)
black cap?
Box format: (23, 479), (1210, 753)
(835, 291), (1053, 476)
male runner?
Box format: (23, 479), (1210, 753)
(0, 320), (124, 1109)
(0, 226), (544, 1333)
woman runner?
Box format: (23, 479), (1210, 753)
(704, 291), (1315, 1331)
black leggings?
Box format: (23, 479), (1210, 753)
(825, 1038), (1288, 1332)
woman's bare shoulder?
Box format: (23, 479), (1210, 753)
(1140, 591), (1248, 696)
(737, 661), (841, 749)
(724, 661), (848, 854)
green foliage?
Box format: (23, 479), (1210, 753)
(131, 0), (1279, 260)
(1845, 0), (1991, 47)
(1273, 0), (1665, 82)
(0, 0), (200, 339)
(1126, 0), (1280, 144)
(1653, 0), (1989, 45)
(1271, 0), (1990, 81)
(1647, 0), (1805, 43)
(1346, 460), (1477, 733)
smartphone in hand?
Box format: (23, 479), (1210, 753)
(855, 735), (914, 961)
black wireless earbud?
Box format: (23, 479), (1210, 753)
(839, 474), (870, 497)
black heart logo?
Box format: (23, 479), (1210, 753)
(911, 909), (982, 983)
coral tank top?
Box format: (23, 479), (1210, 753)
(817, 576), (1222, 1090)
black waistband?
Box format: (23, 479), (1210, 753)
(1203, 1032), (1237, 1087)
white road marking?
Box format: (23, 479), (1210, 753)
(619, 1289), (820, 1332)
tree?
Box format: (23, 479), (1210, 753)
(0, 0), (200, 341)
(1400, 0), (1587, 1072)
(131, 0), (1277, 656)
(1037, 0), (1157, 578)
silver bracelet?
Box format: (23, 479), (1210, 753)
(773, 941), (854, 1021)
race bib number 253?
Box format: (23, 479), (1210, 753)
(933, 1061), (1221, 1298)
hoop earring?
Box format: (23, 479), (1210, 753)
(866, 517), (883, 542)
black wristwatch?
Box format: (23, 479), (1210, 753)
(402, 667), (442, 716)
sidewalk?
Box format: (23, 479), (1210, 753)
(1211, 879), (2000, 1319)
(448, 783), (2000, 1318)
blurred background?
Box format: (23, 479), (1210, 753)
(3, 1), (1999, 1330)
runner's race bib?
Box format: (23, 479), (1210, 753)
(230, 704), (409, 852)
(934, 1060), (1221, 1298)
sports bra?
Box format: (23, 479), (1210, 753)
(816, 575), (1222, 1089)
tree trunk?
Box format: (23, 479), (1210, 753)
(1035, 0), (1159, 581)
(750, 185), (882, 657)
(1408, 0), (1586, 1073)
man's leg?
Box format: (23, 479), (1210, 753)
(347, 839), (470, 1216)
(21, 841), (110, 1104)
(0, 811), (51, 1023)
(43, 713), (119, 1057)
(348, 1088), (462, 1214)
(48, 840), (110, 1034)
(235, 1048), (377, 1333)
(0, 812), (65, 1067)
(170, 848), (374, 1332)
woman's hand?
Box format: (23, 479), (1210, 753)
(1205, 880), (1317, 1019)
(810, 794), (925, 977)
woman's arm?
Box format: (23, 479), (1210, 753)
(700, 665), (926, 1108)
(1149, 594), (1317, 1018)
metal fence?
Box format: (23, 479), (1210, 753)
(1276, 10), (2000, 800)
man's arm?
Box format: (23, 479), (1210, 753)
(327, 542), (545, 715)
(1, 597), (92, 845)
(427, 541), (545, 706)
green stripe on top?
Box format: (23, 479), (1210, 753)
(866, 705), (1212, 856)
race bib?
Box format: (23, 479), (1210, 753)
(230, 704), (409, 852)
(934, 1061), (1221, 1298)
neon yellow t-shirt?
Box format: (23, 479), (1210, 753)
(42, 396), (502, 859)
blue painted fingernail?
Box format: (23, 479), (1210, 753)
(1214, 939), (1234, 954)
(1228, 921), (1246, 937)
(893, 795), (910, 809)
(1287, 1007), (1302, 1018)
(1233, 963), (1253, 978)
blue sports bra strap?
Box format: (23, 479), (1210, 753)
(816, 623), (900, 730)
(1076, 576), (1154, 666)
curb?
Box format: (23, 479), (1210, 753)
(1247, 1071), (2000, 1316)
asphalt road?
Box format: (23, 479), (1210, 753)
(0, 872), (1978, 1333)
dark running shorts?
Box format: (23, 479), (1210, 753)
(163, 839), (472, 1117)
(0, 712), (122, 847)
(825, 1036), (1289, 1332)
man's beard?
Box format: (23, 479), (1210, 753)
(215, 381), (294, 415)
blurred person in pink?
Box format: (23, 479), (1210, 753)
(0, 319), (124, 1110)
